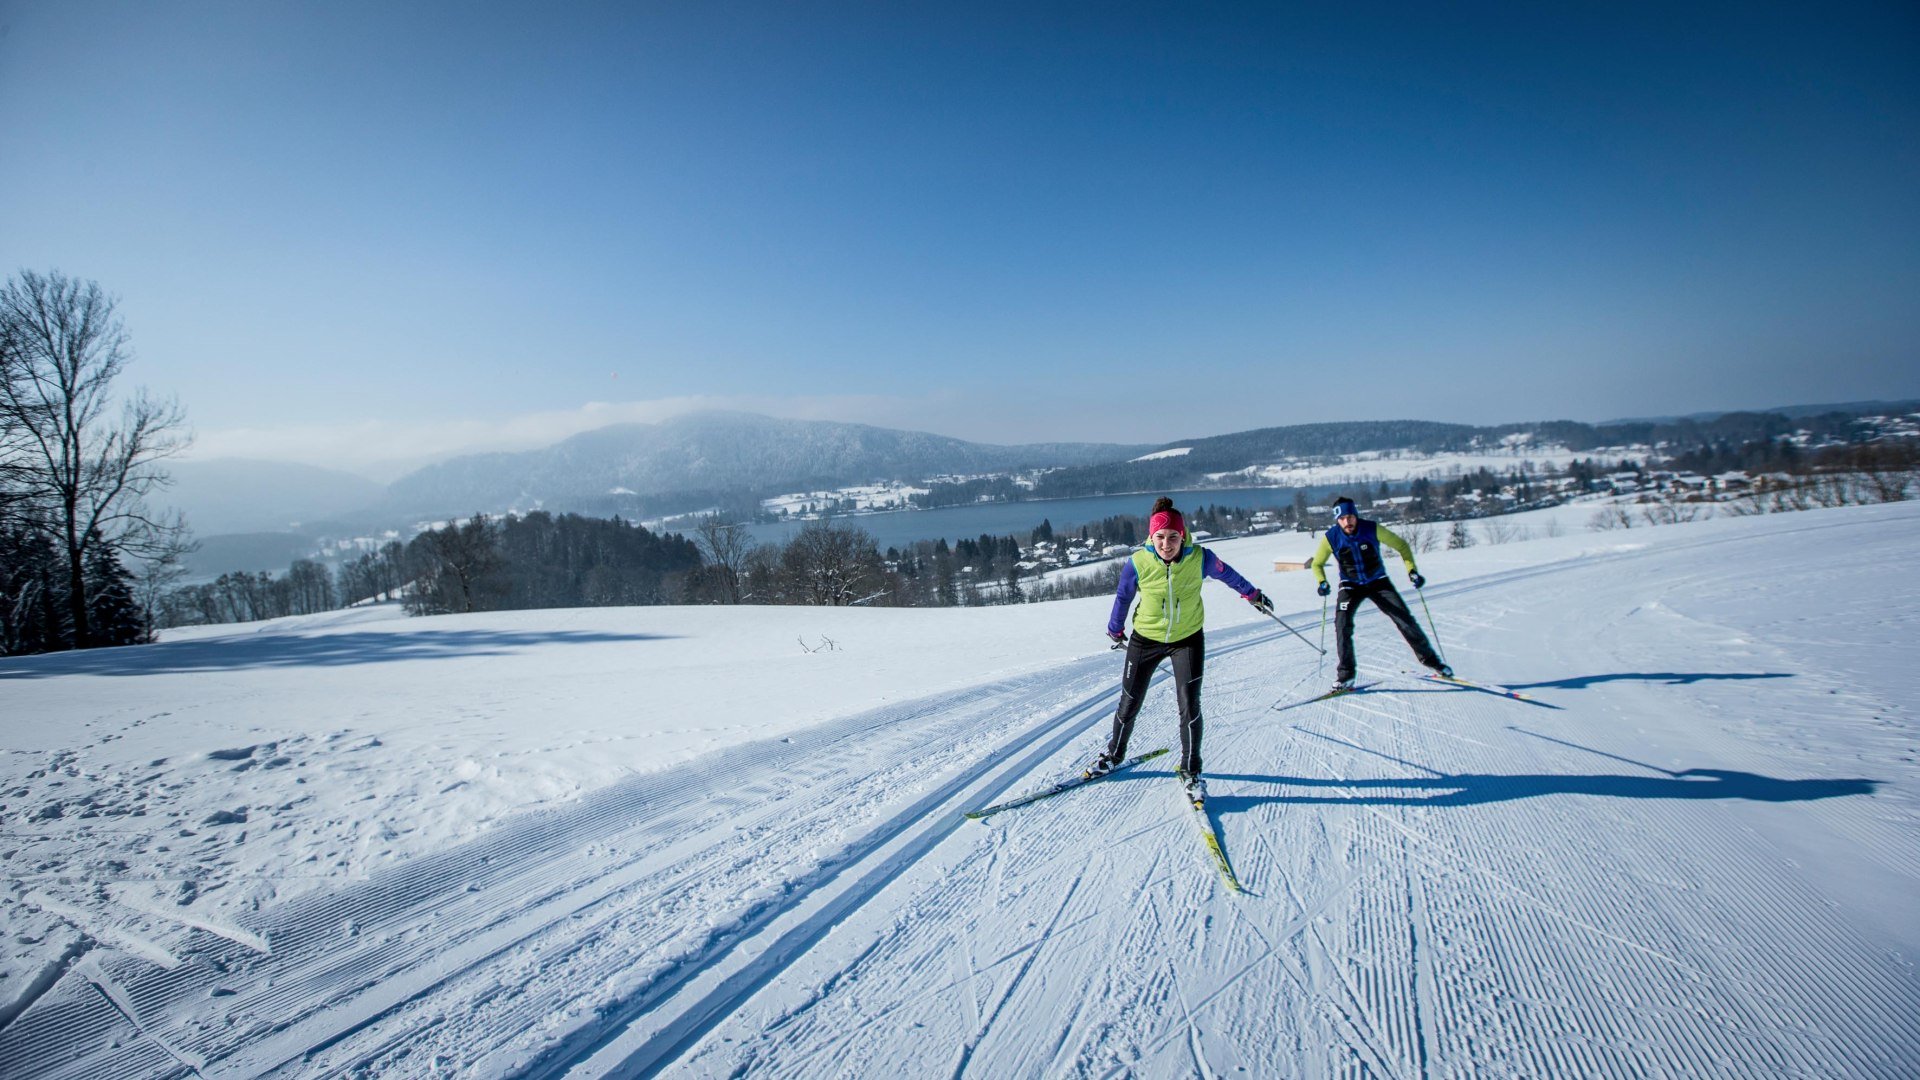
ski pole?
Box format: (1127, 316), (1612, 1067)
(1414, 583), (1446, 664)
(1317, 595), (1328, 674)
(1255, 603), (1326, 655)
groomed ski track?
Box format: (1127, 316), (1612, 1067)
(5, 507), (1917, 1078)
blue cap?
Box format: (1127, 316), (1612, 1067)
(1331, 499), (1358, 520)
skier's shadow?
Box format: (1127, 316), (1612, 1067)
(1504, 671), (1793, 691)
(1204, 768), (1877, 811)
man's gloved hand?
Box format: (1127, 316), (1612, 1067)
(1316, 581), (1331, 598)
(1245, 590), (1270, 613)
(1409, 571), (1426, 589)
(1108, 630), (1125, 644)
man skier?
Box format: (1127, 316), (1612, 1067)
(1309, 496), (1450, 690)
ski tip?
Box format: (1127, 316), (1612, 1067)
(1140, 747), (1172, 761)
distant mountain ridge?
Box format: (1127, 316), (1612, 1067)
(161, 399), (1916, 576)
(380, 411), (1153, 518)
(1601, 398), (1920, 425)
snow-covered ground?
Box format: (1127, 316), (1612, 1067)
(759, 480), (932, 517)
(3, 503), (1916, 1077)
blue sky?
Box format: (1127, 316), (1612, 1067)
(2, 2), (1915, 473)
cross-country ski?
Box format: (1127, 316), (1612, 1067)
(965, 747), (1169, 820)
(1181, 783), (1245, 894)
(1417, 671), (1551, 704)
(1272, 679), (1380, 712)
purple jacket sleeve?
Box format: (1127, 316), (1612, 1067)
(1202, 548), (1258, 597)
(1107, 558), (1139, 636)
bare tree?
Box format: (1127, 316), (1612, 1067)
(336, 551), (379, 606)
(131, 547), (191, 637)
(1396, 520), (1441, 554)
(1640, 493), (1708, 526)
(779, 519), (883, 605)
(0, 271), (191, 646)
(286, 559), (335, 615)
(406, 515), (499, 614)
(1479, 518), (1524, 545)
(375, 539), (407, 600)
(1849, 443), (1916, 503)
(694, 513), (753, 604)
(1587, 503), (1635, 531)
(0, 315), (34, 522)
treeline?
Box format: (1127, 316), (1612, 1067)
(1717, 441), (1917, 511)
(1015, 411), (1910, 501)
(154, 512), (702, 627)
(152, 430), (1920, 631)
(404, 511), (700, 614)
(1564, 410), (1875, 452)
(1, 526), (148, 655)
(152, 509), (1162, 628)
(908, 476), (1026, 509)
(2, 271), (192, 656)
(730, 502), (1292, 610)
(162, 561), (340, 625)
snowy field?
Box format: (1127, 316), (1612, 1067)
(2, 502), (1916, 1077)
(1209, 442), (1643, 490)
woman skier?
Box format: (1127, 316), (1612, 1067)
(1086, 496), (1269, 808)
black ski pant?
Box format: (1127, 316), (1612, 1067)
(1104, 630), (1205, 776)
(1334, 579), (1441, 682)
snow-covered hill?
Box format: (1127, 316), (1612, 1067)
(381, 411), (1148, 517)
(2, 503), (1916, 1077)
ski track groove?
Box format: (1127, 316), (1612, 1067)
(535, 627), (1290, 1079)
(2, 661), (1150, 1078)
(1300, 719), (1418, 1078)
(949, 873), (1083, 1080)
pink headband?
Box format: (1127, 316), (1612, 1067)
(1149, 509), (1183, 537)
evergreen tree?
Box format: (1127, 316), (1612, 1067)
(933, 539), (957, 607)
(0, 521), (67, 655)
(83, 534), (147, 646)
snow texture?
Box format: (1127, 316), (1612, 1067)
(1, 503), (1915, 1078)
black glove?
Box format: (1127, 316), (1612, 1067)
(1316, 581), (1330, 597)
(1409, 571), (1426, 588)
(1107, 630), (1125, 644)
(1245, 590), (1270, 612)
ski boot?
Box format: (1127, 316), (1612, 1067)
(1081, 754), (1116, 781)
(1178, 770), (1207, 809)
